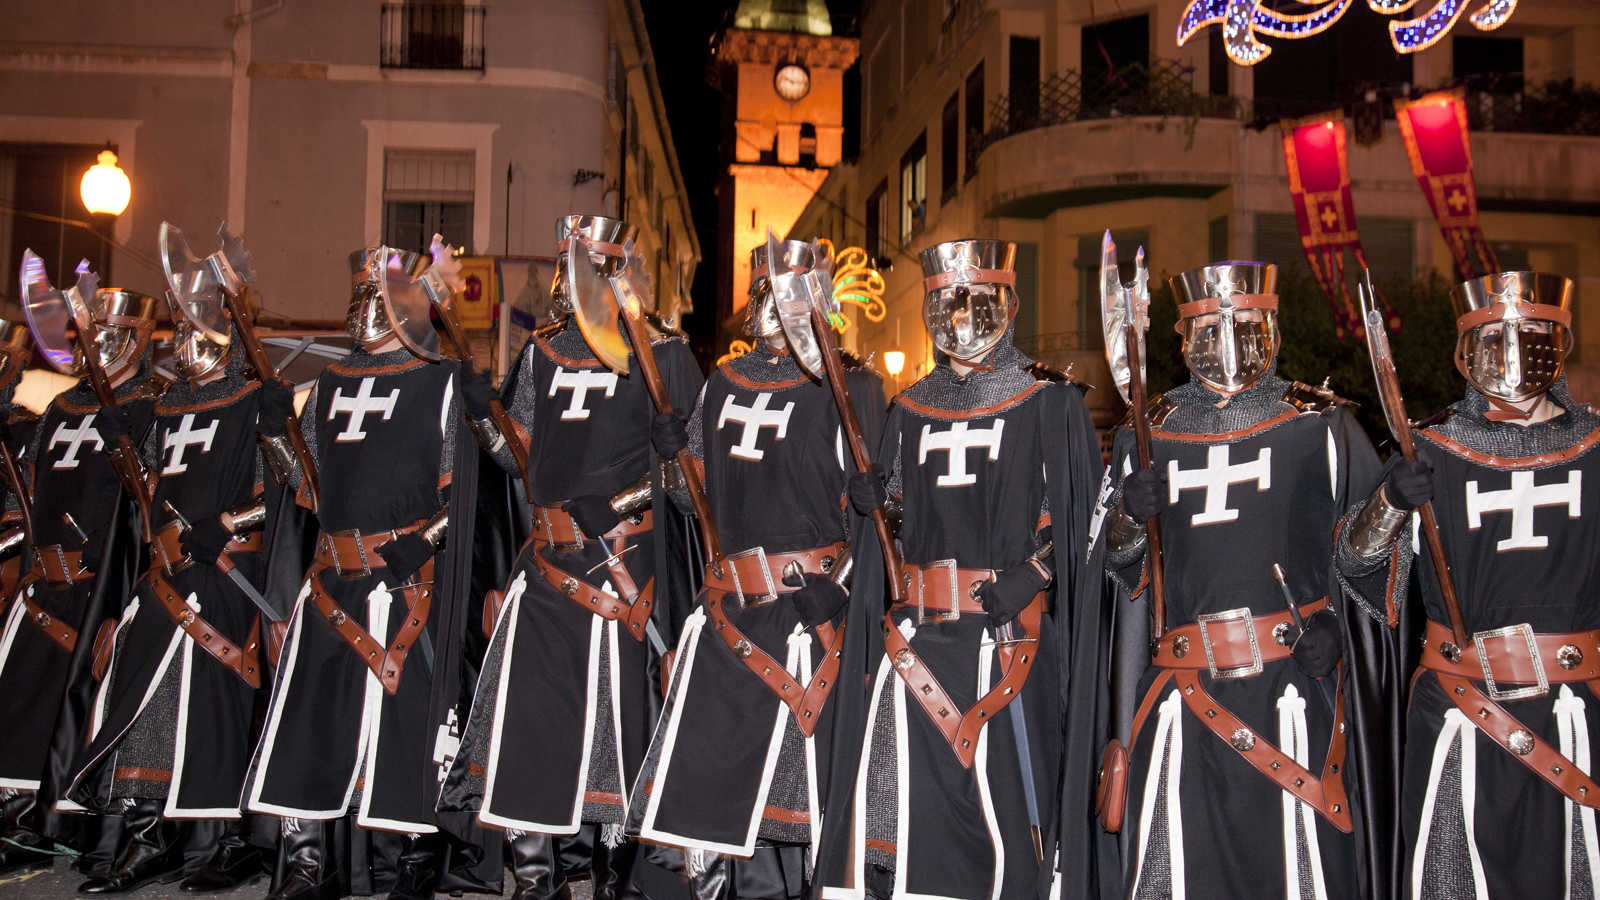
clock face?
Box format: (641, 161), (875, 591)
(775, 63), (811, 102)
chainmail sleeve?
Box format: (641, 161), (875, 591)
(289, 383), (319, 497)
(1334, 492), (1415, 626)
(139, 411), (162, 475)
(665, 383), (707, 515)
(484, 341), (538, 476)
(2, 419), (44, 516)
(437, 370), (458, 496)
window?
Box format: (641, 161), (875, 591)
(1081, 14), (1150, 114)
(1251, 3), (1410, 117)
(382, 149), (474, 253)
(899, 133), (927, 244)
(865, 179), (888, 261)
(1209, 216), (1229, 262)
(867, 33), (901, 132)
(1, 142), (117, 291)
(1012, 241), (1040, 349)
(1076, 229), (1149, 342)
(379, 2), (485, 71)
(1008, 36), (1040, 131)
(1209, 32), (1230, 97)
(940, 92), (960, 203)
(965, 62), (985, 182)
(1454, 36), (1523, 92)
(628, 101), (639, 159)
(607, 38), (625, 109)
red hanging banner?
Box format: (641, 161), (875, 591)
(1394, 88), (1499, 279)
(1280, 112), (1373, 338)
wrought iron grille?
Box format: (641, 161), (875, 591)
(380, 3), (485, 71)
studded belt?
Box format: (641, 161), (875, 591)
(891, 561), (996, 625)
(529, 504), (653, 552)
(152, 519), (264, 576)
(315, 522), (422, 578)
(529, 537), (655, 644)
(16, 573), (78, 652)
(31, 544), (93, 585)
(305, 556), (434, 695)
(700, 543), (849, 737)
(1151, 600), (1327, 677)
(1420, 619), (1600, 808)
(147, 564), (262, 689)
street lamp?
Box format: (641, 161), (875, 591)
(80, 147), (130, 216)
(883, 350), (905, 377)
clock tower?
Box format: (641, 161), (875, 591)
(709, 0), (858, 345)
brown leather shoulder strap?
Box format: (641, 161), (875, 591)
(20, 577), (77, 652)
(146, 567), (261, 689)
(703, 589), (845, 737)
(304, 560), (433, 695)
(1435, 671), (1600, 809)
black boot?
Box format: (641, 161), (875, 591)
(77, 799), (186, 894)
(180, 823), (265, 892)
(386, 833), (444, 900)
(594, 830), (644, 900)
(0, 789), (53, 876)
(267, 818), (338, 900)
(509, 832), (570, 900)
(71, 812), (126, 879)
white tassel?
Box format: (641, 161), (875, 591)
(601, 822), (625, 849)
(687, 848), (712, 876)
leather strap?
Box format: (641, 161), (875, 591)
(1434, 671), (1600, 809)
(1151, 600), (1327, 670)
(31, 545), (92, 585)
(1172, 667), (1352, 832)
(152, 519), (264, 576)
(146, 566), (261, 689)
(530, 545), (656, 644)
(529, 505), (652, 550)
(882, 591), (1044, 769)
(18, 573), (78, 652)
(702, 583), (846, 738)
(893, 562), (997, 621)
(1419, 619), (1600, 684)
(1174, 292), (1280, 322)
(1456, 301), (1572, 332)
(922, 268), (1017, 292)
(315, 522), (423, 576)
(305, 558), (434, 695)
(702, 543), (849, 599)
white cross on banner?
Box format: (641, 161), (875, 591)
(918, 419), (1005, 487)
(161, 413), (219, 475)
(1167, 444), (1272, 526)
(49, 415), (104, 470)
(328, 377), (400, 442)
(1466, 469), (1582, 551)
(548, 366), (619, 421)
(717, 392), (795, 461)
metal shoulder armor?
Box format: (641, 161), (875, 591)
(1120, 392), (1176, 432)
(1281, 378), (1352, 415)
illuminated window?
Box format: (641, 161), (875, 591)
(899, 132), (926, 244)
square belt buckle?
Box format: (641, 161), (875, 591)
(1474, 623), (1548, 701)
(538, 509), (585, 553)
(727, 546), (778, 608)
(1196, 607), (1263, 679)
(916, 559), (961, 626)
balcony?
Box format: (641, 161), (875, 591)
(380, 3), (485, 71)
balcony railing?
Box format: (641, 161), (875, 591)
(380, 3), (485, 71)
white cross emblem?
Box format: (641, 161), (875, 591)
(1467, 470), (1582, 551)
(548, 366), (619, 421)
(432, 707), (461, 784)
(918, 420), (1005, 487)
(49, 415), (104, 470)
(161, 414), (218, 475)
(717, 392), (795, 462)
(328, 377), (400, 443)
(1167, 445), (1272, 525)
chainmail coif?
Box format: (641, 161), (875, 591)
(1425, 378), (1600, 464)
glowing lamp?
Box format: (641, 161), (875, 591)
(883, 350), (906, 376)
(80, 148), (130, 216)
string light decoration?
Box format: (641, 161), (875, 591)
(715, 240), (888, 363)
(1179, 0), (1519, 65)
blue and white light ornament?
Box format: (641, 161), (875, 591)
(1179, 0), (1520, 65)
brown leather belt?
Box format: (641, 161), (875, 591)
(529, 505), (652, 551)
(152, 520), (264, 576)
(885, 559), (1043, 769)
(700, 543), (849, 738)
(1420, 619), (1600, 808)
(17, 574), (78, 652)
(146, 565), (262, 689)
(316, 522), (420, 577)
(530, 543), (656, 644)
(893, 561), (996, 624)
(1128, 599), (1352, 832)
(31, 544), (93, 585)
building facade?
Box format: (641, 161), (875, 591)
(787, 0), (1600, 415)
(0, 0), (698, 352)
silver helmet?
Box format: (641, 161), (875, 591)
(552, 215), (636, 318)
(1169, 261), (1280, 394)
(1451, 271), (1573, 402)
(171, 316), (231, 385)
(918, 239), (1017, 362)
(88, 289), (160, 382)
(346, 247), (424, 351)
(747, 238), (818, 340)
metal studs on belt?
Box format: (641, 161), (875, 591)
(561, 577), (579, 597)
(329, 609), (347, 626)
(1230, 728), (1256, 752)
(820, 555), (835, 573)
(179, 611), (196, 627)
(1558, 644), (1584, 670)
(1508, 728), (1536, 756)
(1171, 635), (1189, 658)
(1439, 641), (1462, 663)
(34, 611), (50, 627)
(732, 639), (753, 659)
(894, 648), (915, 672)
(1272, 622), (1293, 647)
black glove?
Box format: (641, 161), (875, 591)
(564, 495), (621, 539)
(376, 532), (435, 583)
(462, 370), (497, 421)
(976, 561), (1050, 628)
(1291, 610), (1343, 678)
(180, 517), (233, 566)
(1119, 467), (1166, 522)
(847, 466), (888, 516)
(1384, 459), (1433, 510)
(650, 412), (688, 460)
(257, 379), (295, 437)
(782, 570), (849, 628)
(95, 404), (132, 444)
